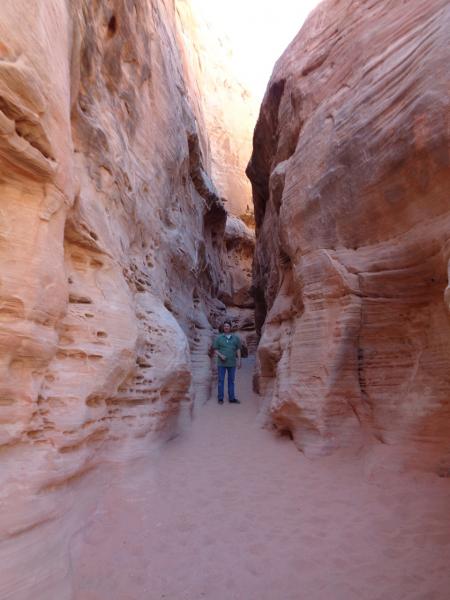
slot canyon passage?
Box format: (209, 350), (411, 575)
(1, 0), (450, 598)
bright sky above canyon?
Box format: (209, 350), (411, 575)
(190, 0), (321, 100)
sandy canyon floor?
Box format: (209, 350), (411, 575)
(71, 361), (450, 600)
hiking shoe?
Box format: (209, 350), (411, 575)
(229, 399), (240, 404)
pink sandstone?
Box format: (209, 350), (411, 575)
(0, 1), (255, 597)
(248, 0), (450, 471)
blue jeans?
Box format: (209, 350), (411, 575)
(217, 366), (236, 401)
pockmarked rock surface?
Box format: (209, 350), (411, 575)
(248, 0), (450, 470)
(0, 1), (254, 598)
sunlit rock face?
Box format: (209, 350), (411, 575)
(176, 1), (258, 343)
(176, 0), (258, 218)
(0, 0), (254, 596)
(176, 0), (258, 346)
(248, 0), (450, 470)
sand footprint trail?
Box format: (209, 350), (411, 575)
(72, 361), (450, 600)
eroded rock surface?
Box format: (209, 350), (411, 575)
(176, 0), (258, 346)
(248, 0), (450, 470)
(220, 215), (257, 352)
(0, 1), (253, 597)
(176, 0), (258, 218)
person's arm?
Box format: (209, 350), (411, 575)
(215, 349), (226, 361)
(236, 347), (242, 369)
(213, 337), (226, 361)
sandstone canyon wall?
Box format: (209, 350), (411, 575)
(248, 0), (450, 472)
(176, 1), (257, 347)
(176, 0), (258, 219)
(0, 1), (253, 597)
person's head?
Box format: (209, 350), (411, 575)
(223, 320), (232, 334)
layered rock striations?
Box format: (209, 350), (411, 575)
(248, 0), (450, 470)
(176, 0), (258, 218)
(176, 0), (257, 347)
(0, 1), (253, 597)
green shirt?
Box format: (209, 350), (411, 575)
(212, 333), (241, 367)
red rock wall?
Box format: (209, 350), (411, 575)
(176, 0), (258, 218)
(176, 1), (258, 347)
(221, 215), (257, 351)
(248, 0), (450, 470)
(0, 1), (251, 596)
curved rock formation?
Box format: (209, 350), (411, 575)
(248, 0), (450, 470)
(0, 1), (254, 597)
(176, 0), (258, 217)
(221, 215), (257, 351)
(176, 0), (257, 350)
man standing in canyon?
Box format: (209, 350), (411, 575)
(213, 320), (242, 404)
